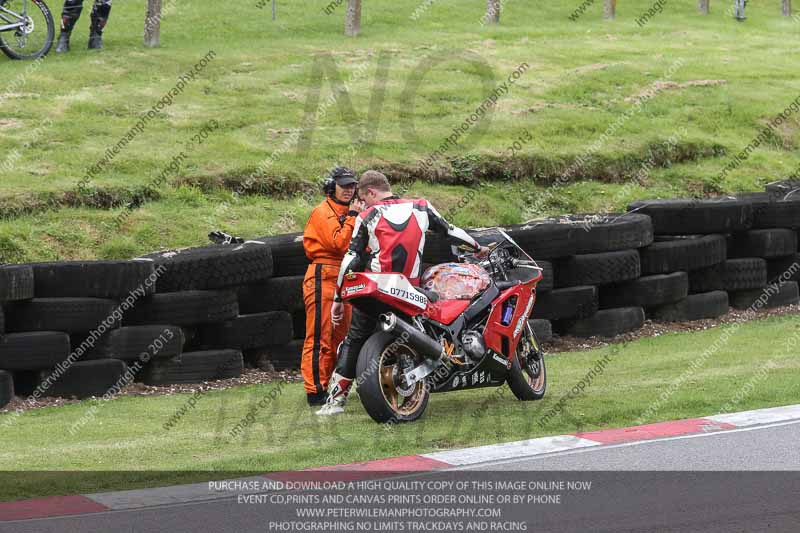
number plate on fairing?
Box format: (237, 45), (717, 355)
(366, 274), (428, 310)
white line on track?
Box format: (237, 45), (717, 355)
(454, 417), (800, 471)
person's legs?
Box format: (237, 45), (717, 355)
(327, 301), (351, 378)
(60, 0), (84, 32)
(56, 0), (83, 53)
(301, 265), (327, 406)
(88, 0), (112, 49)
(316, 307), (377, 415)
(301, 265), (353, 407)
(321, 273), (351, 394)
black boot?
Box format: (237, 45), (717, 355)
(88, 13), (108, 50)
(55, 31), (71, 53)
(88, 31), (102, 49)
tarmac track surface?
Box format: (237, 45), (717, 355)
(2, 419), (799, 533)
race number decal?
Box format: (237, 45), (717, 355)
(368, 274), (428, 310)
(388, 287), (427, 306)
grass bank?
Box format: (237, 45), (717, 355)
(1, 0), (800, 261)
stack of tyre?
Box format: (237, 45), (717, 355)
(0, 260), (162, 405)
(493, 213), (656, 339)
(729, 191), (800, 308)
(0, 265), (36, 408)
(0, 242), (288, 405)
(228, 232), (309, 370)
(627, 195), (800, 321)
(135, 242), (291, 383)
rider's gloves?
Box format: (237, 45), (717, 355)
(208, 230), (244, 245)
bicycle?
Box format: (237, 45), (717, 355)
(0, 0), (55, 60)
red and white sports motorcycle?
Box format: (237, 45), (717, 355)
(340, 228), (547, 424)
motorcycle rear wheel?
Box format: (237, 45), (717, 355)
(507, 325), (547, 400)
(355, 331), (430, 424)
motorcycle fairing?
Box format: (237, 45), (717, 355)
(341, 272), (428, 317)
(431, 359), (508, 393)
(425, 299), (471, 325)
(483, 284), (537, 361)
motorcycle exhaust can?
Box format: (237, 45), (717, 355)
(379, 313), (445, 361)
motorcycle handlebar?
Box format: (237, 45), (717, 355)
(512, 258), (542, 270)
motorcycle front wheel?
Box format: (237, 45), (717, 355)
(355, 331), (430, 424)
(507, 323), (547, 400)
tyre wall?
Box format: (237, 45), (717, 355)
(0, 188), (798, 403)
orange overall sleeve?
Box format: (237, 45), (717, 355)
(303, 200), (356, 264)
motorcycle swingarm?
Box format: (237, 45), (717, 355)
(403, 357), (444, 388)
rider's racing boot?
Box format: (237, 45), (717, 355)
(315, 372), (353, 416)
(55, 32), (71, 53)
(87, 31), (103, 49)
(88, 16), (107, 49)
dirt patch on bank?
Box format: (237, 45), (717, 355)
(372, 139), (725, 187)
(0, 186), (163, 220)
(625, 79), (727, 103)
(0, 119), (22, 129)
(0, 139), (726, 221)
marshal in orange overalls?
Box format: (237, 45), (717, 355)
(301, 199), (355, 403)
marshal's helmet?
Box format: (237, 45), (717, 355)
(322, 166), (357, 197)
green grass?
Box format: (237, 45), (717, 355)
(2, 0), (800, 261)
(2, 312), (799, 501)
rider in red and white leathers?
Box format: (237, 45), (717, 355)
(316, 170), (484, 415)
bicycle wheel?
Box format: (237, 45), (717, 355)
(0, 0), (55, 60)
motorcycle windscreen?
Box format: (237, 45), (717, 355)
(468, 227), (541, 284)
(469, 227), (534, 261)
